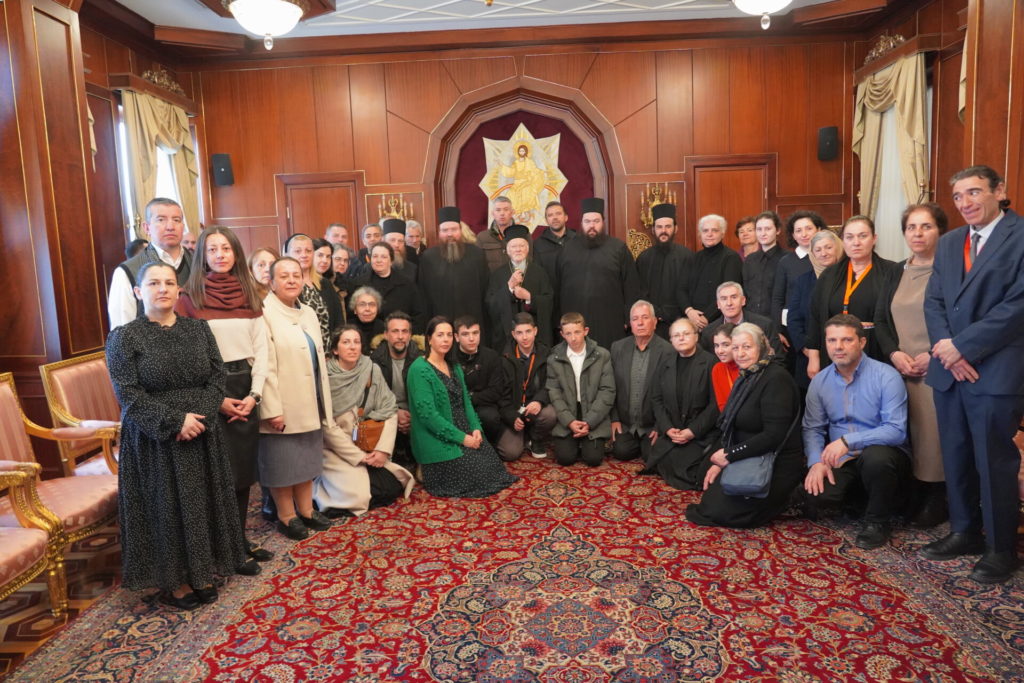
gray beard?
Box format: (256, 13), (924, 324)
(443, 240), (465, 263)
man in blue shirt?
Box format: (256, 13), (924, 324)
(803, 314), (909, 549)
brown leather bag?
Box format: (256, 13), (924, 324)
(353, 376), (384, 451)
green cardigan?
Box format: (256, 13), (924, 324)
(407, 357), (483, 464)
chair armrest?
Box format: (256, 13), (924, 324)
(23, 421), (118, 444)
(79, 420), (120, 431)
(0, 465), (61, 534)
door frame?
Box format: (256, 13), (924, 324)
(684, 153), (777, 246)
(274, 171), (367, 245)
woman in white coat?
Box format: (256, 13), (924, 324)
(259, 257), (333, 540)
(314, 325), (414, 516)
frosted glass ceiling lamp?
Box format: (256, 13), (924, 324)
(733, 0), (793, 29)
(224, 0), (307, 50)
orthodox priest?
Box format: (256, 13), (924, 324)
(418, 206), (491, 341)
(635, 203), (694, 338)
(556, 197), (642, 348)
(485, 224), (554, 348)
(686, 213), (743, 331)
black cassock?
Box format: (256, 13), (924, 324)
(689, 241), (743, 317)
(485, 262), (554, 349)
(353, 269), (425, 333)
(556, 235), (641, 349)
(636, 242), (694, 338)
(418, 244), (490, 338)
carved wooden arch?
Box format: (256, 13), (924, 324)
(426, 75), (625, 229)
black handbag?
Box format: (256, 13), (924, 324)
(719, 410), (800, 499)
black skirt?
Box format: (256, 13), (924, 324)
(221, 360), (260, 490)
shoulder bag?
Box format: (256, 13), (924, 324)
(719, 409), (800, 499)
(353, 375), (385, 452)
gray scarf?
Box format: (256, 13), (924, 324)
(326, 354), (397, 421)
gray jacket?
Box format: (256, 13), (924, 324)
(545, 337), (616, 440)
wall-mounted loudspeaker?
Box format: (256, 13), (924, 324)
(211, 153), (234, 186)
(817, 126), (839, 161)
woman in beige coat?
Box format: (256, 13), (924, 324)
(314, 325), (414, 516)
(259, 257), (333, 540)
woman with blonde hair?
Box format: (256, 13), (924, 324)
(786, 229), (844, 388)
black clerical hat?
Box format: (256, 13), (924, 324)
(580, 197), (604, 216)
(503, 224), (530, 242)
(438, 206), (461, 224)
(381, 218), (406, 235)
(651, 203), (676, 222)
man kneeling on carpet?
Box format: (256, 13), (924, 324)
(313, 325), (415, 517)
(802, 314), (910, 549)
(546, 312), (616, 467)
(499, 312), (558, 460)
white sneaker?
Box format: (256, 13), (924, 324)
(530, 448), (547, 459)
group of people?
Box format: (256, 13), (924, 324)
(104, 163), (1023, 611)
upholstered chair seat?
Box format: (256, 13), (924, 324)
(0, 526), (48, 588)
(0, 474), (118, 535)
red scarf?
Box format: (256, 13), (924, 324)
(175, 273), (261, 320)
(712, 361), (740, 411)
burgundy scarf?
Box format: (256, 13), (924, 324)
(176, 273), (261, 320)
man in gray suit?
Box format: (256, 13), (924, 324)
(609, 300), (675, 461)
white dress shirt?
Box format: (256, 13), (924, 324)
(567, 345), (586, 402)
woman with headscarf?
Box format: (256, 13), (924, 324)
(485, 224), (554, 348)
(313, 325), (414, 516)
(685, 322), (804, 528)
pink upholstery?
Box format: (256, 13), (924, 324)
(75, 451), (117, 476)
(0, 527), (48, 587)
(0, 384), (33, 464)
(46, 358), (120, 453)
(0, 475), (118, 534)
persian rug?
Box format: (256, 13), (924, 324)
(7, 459), (1024, 682)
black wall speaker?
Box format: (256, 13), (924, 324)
(817, 126), (839, 161)
(211, 153), (235, 186)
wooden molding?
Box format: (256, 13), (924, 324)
(274, 171), (367, 241)
(154, 26), (247, 52)
(854, 33), (943, 82)
(107, 72), (199, 115)
(793, 0), (889, 26)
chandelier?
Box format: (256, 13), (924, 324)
(223, 0), (308, 50)
(733, 0), (793, 29)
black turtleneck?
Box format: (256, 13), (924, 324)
(689, 241), (743, 314)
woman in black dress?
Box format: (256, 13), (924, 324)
(685, 322), (804, 528)
(349, 285), (387, 354)
(646, 318), (719, 490)
(353, 243), (424, 332)
(106, 261), (247, 610)
(805, 216), (897, 378)
(742, 211), (786, 317)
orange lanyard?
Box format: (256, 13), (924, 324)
(963, 231), (973, 272)
(843, 260), (872, 314)
(515, 346), (536, 405)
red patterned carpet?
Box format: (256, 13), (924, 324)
(6, 458), (1024, 681)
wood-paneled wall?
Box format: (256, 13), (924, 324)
(189, 38), (857, 251)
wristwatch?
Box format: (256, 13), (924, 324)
(248, 391), (262, 405)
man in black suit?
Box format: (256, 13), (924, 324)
(921, 165), (1024, 584)
(699, 281), (784, 359)
(609, 300), (674, 461)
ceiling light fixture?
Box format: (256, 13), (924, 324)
(733, 0), (792, 30)
(224, 0), (308, 50)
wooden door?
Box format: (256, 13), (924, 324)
(275, 172), (366, 249)
(685, 155), (776, 251)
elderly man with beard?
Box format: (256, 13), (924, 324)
(635, 203), (694, 339)
(555, 197), (642, 349)
(417, 206), (491, 341)
(381, 218), (417, 282)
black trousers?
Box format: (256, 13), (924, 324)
(552, 436), (606, 467)
(812, 445), (910, 523)
(611, 429), (651, 461)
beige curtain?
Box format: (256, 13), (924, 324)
(852, 54), (929, 219)
(87, 103), (97, 171)
(958, 30), (969, 122)
(121, 90), (199, 238)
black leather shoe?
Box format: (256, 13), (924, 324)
(909, 485), (948, 529)
(921, 532), (985, 561)
(191, 585), (218, 604)
(246, 541), (274, 562)
(300, 510), (332, 532)
(236, 558), (262, 576)
(854, 521), (891, 550)
(969, 551), (1019, 584)
(277, 517), (309, 540)
(158, 590), (202, 611)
